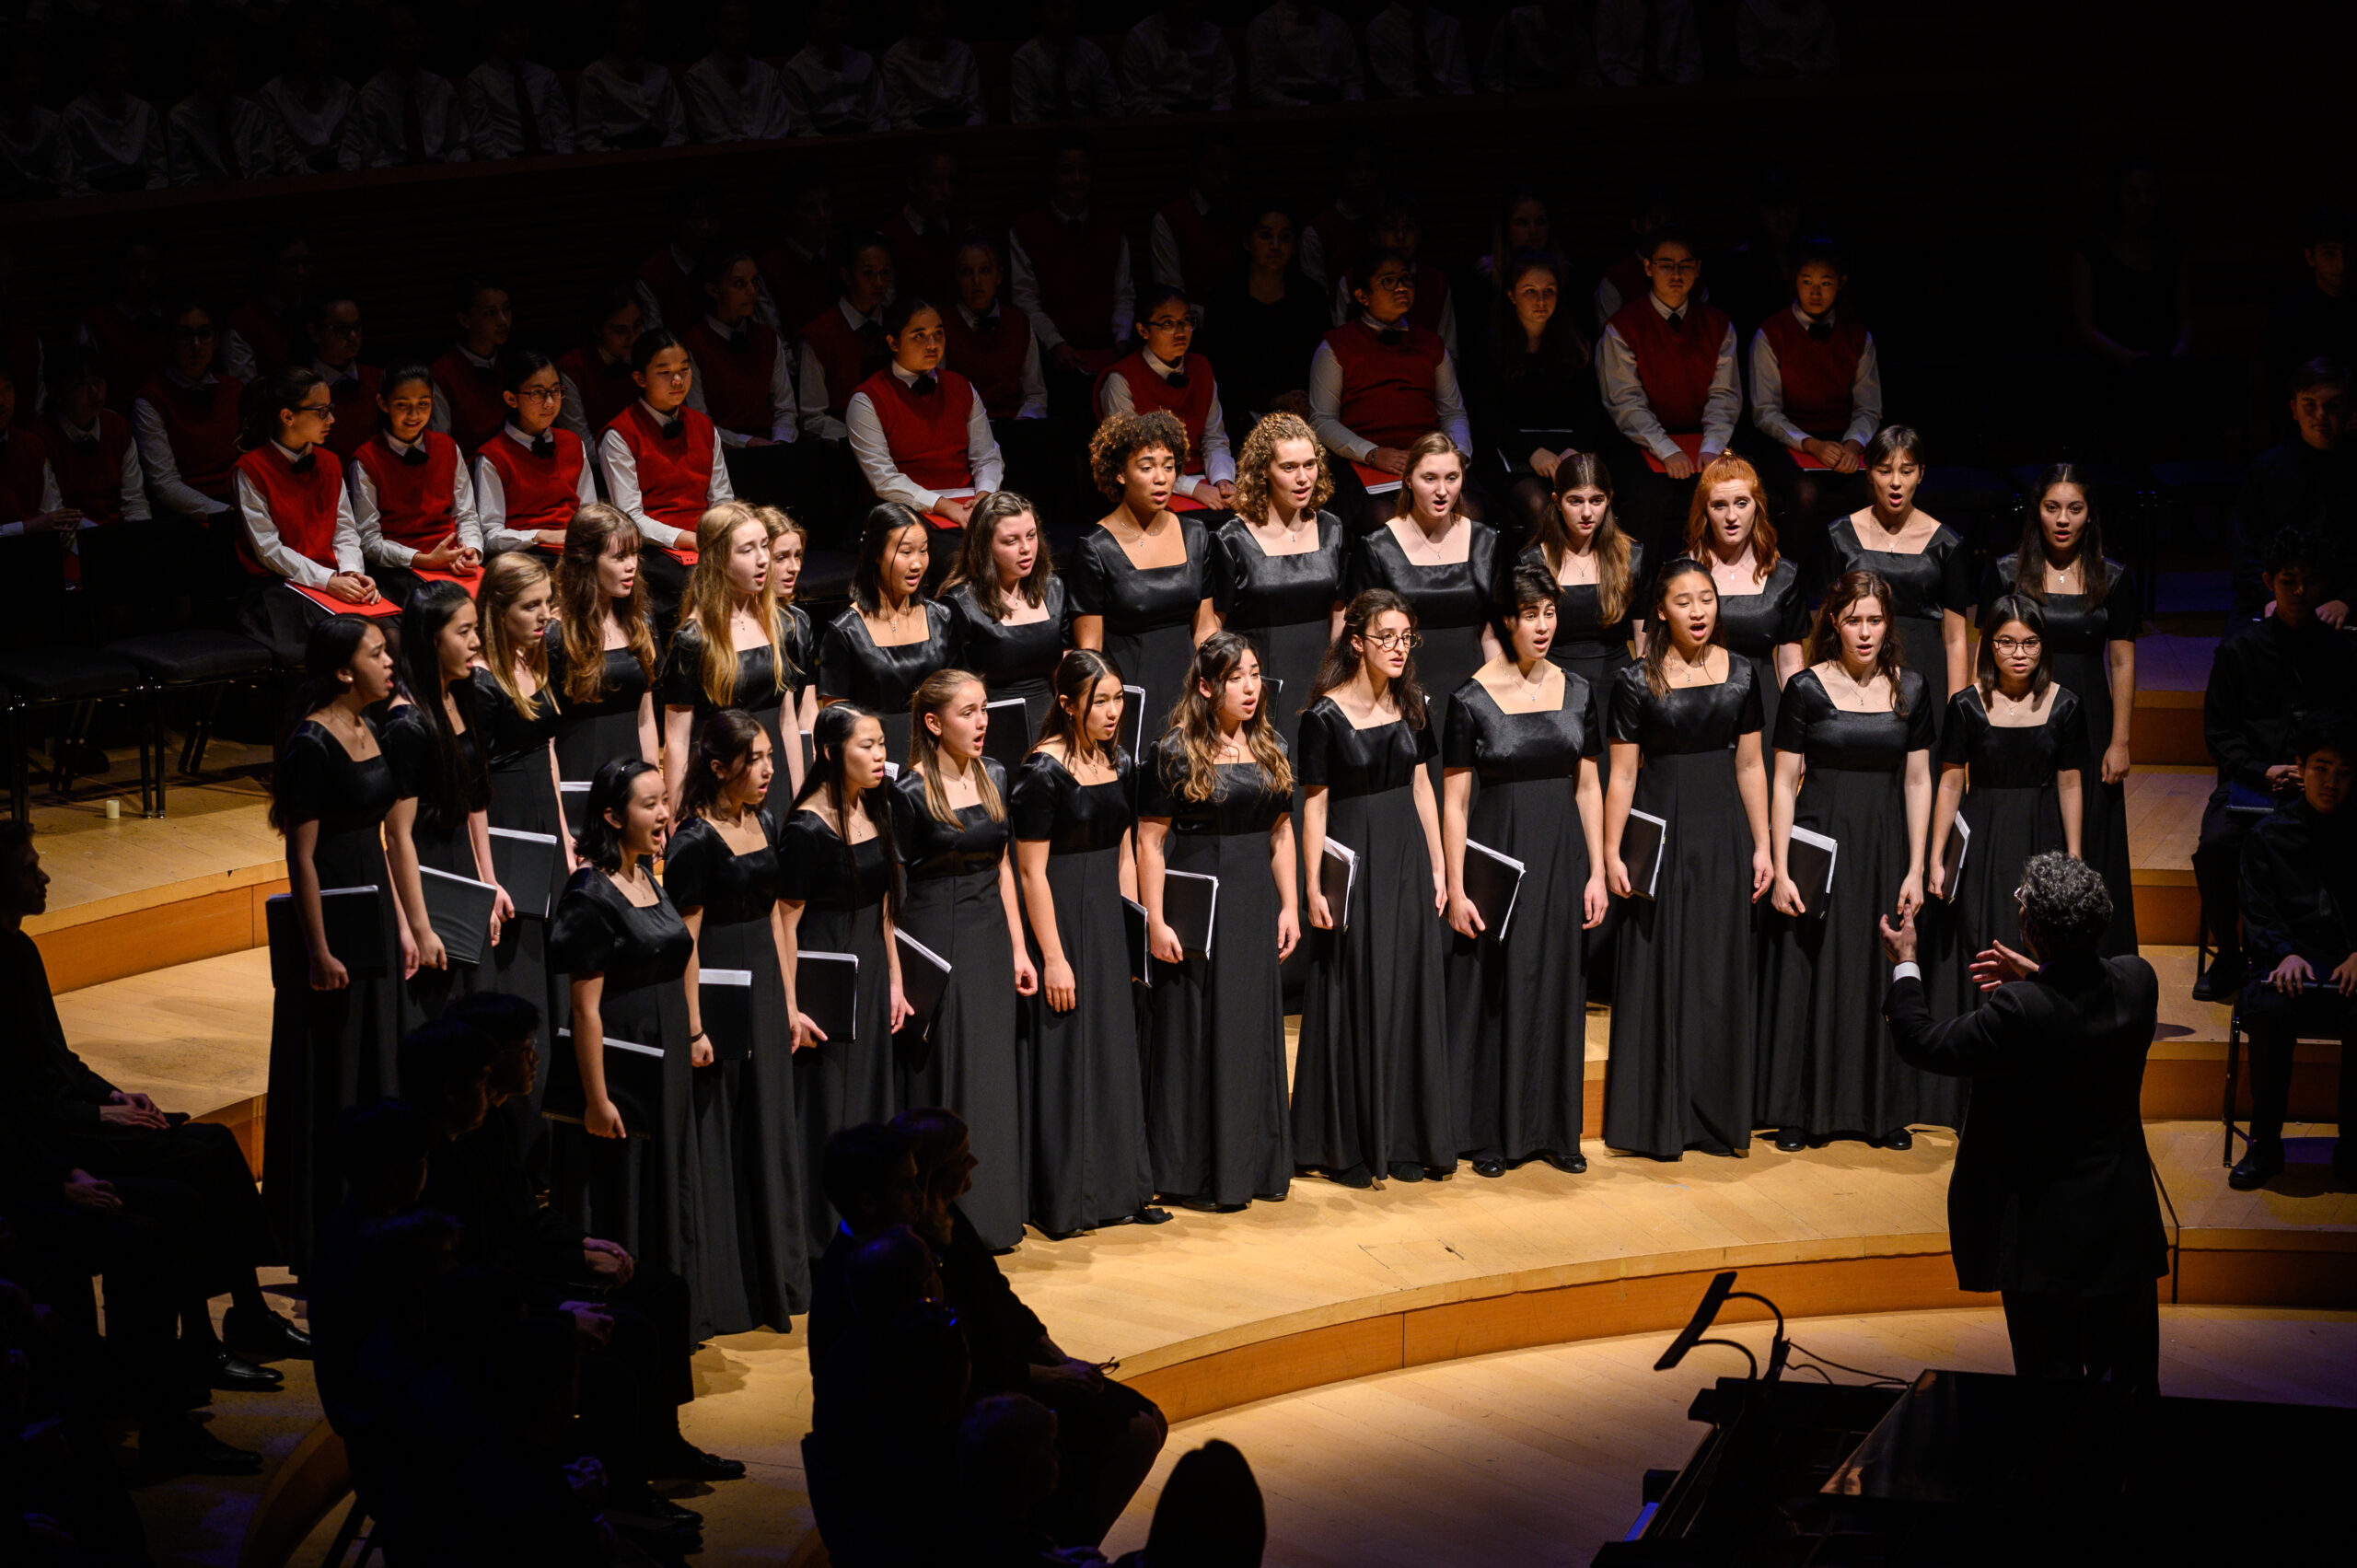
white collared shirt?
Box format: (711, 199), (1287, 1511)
(681, 52), (792, 143)
(597, 401), (734, 549)
(350, 432), (483, 568)
(1306, 313), (1471, 462)
(575, 57), (690, 152)
(256, 74), (355, 172)
(683, 313), (799, 445)
(1596, 291), (1744, 461)
(475, 424), (598, 554)
(60, 91), (167, 192)
(846, 362), (1004, 514)
(1006, 204), (1136, 353)
(796, 297), (886, 443)
(1100, 348), (1234, 495)
(166, 91), (302, 185)
(459, 56), (577, 159)
(779, 45), (889, 136)
(1748, 303), (1883, 451)
(1118, 15), (1237, 114)
(880, 37), (986, 131)
(1244, 4), (1365, 107)
(1365, 4), (1475, 98)
(1009, 32), (1120, 122)
(0, 429), (66, 535)
(236, 441), (360, 583)
(343, 68), (470, 168)
(130, 372), (232, 517)
(956, 302), (1049, 420)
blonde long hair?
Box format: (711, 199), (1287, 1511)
(477, 552), (555, 716)
(684, 502), (790, 708)
(1232, 412), (1334, 523)
(1166, 632), (1291, 803)
(907, 668), (1006, 825)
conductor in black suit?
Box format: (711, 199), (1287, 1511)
(1877, 852), (2167, 1398)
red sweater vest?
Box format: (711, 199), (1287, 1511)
(607, 402), (716, 530)
(321, 365), (385, 459)
(1157, 196), (1235, 299)
(854, 369), (978, 492)
(1608, 297), (1732, 433)
(0, 426), (49, 523)
(879, 213), (958, 312)
(1320, 320), (1447, 450)
(3, 323), (40, 428)
(478, 428), (588, 537)
(79, 303), (168, 412)
(556, 346), (637, 440)
(227, 298), (300, 375)
(801, 307), (884, 421)
(139, 375), (244, 498)
(681, 318), (781, 437)
(1757, 309), (1869, 437)
(1097, 352), (1214, 473)
(1601, 253), (1650, 314)
(941, 307), (1034, 419)
(350, 431), (460, 550)
(1306, 203), (1364, 289)
(39, 409), (134, 525)
(234, 443), (346, 575)
(636, 246), (699, 333)
(1010, 205), (1125, 351)
(431, 349), (509, 456)
(757, 244), (833, 347)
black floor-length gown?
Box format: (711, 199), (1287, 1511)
(776, 809), (900, 1251)
(1928, 686), (2085, 1017)
(379, 697), (492, 1020)
(1602, 659), (1766, 1158)
(472, 668), (570, 1121)
(1757, 668), (1964, 1138)
(545, 625), (655, 795)
(1826, 516), (1971, 745)
(816, 598), (958, 761)
(1066, 517), (1213, 748)
(1211, 513), (1347, 755)
(264, 719), (410, 1272)
(1984, 554), (2140, 954)
(545, 865), (736, 1337)
(1444, 676), (1600, 1167)
(946, 577), (1072, 747)
(1345, 521), (1504, 788)
(1290, 699), (1453, 1179)
(1714, 556), (1810, 744)
(1139, 734), (1293, 1209)
(1012, 749), (1155, 1237)
(892, 762), (1027, 1251)
(664, 815), (806, 1330)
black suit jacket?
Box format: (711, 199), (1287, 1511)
(1884, 956), (2167, 1295)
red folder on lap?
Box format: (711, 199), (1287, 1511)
(1350, 460), (1402, 495)
(1167, 494), (1209, 513)
(661, 546), (699, 566)
(412, 563), (484, 592)
(1787, 447), (1829, 471)
(286, 582), (399, 617)
(1640, 433), (1709, 476)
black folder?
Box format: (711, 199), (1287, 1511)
(1936, 816), (1970, 900)
(1122, 684), (1149, 760)
(1462, 839), (1526, 938)
(1319, 839), (1359, 931)
(1787, 825), (1839, 917)
(1620, 809), (1667, 899)
(982, 697), (1032, 772)
(489, 826), (563, 919)
(1123, 897), (1155, 987)
(265, 886), (388, 990)
(418, 865), (500, 967)
(1161, 868), (1218, 958)
(698, 967), (754, 1063)
(557, 780), (593, 839)
(895, 929), (953, 1027)
(543, 1027), (658, 1138)
(796, 950), (859, 1041)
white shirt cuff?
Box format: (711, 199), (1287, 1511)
(1891, 962), (1922, 983)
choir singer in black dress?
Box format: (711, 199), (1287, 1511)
(1138, 632), (1299, 1213)
(1071, 412), (1217, 744)
(1601, 559), (1772, 1160)
(1211, 412), (1348, 756)
(818, 504), (958, 761)
(895, 670), (1037, 1250)
(1689, 453), (1808, 741)
(662, 502), (801, 811)
(1293, 590), (1453, 1187)
(1443, 564), (1607, 1178)
(1759, 571), (1951, 1151)
(548, 503), (662, 798)
(1826, 427), (1971, 742)
(1014, 650), (1164, 1238)
(941, 492), (1072, 745)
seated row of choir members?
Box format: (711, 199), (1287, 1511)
(474, 350), (600, 552)
(796, 235), (895, 444)
(1307, 249), (1476, 531)
(2233, 358), (2354, 616)
(2232, 722), (2357, 1191)
(1746, 238), (1882, 536)
(598, 330), (736, 622)
(1009, 135), (1138, 398)
(2193, 528), (2357, 999)
(426, 275), (517, 456)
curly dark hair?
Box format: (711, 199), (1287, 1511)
(2017, 851), (2111, 959)
(1088, 410), (1190, 502)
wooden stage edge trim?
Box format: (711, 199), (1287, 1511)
(30, 868), (286, 994)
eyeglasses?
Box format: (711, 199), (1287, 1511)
(516, 386), (563, 403)
(1650, 259), (1701, 276)
(296, 401), (335, 418)
(1143, 317), (1193, 333)
(172, 326), (216, 343)
(1362, 630), (1422, 651)
(1365, 273), (1414, 294)
(1991, 636), (2042, 653)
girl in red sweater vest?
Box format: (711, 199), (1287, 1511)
(232, 366), (377, 661)
(349, 364), (483, 604)
(1746, 238), (1883, 569)
(476, 350), (596, 556)
(131, 299), (241, 522)
(597, 329), (732, 629)
(846, 296), (1003, 528)
(1097, 285), (1235, 510)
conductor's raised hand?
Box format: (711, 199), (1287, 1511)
(1969, 939), (2038, 992)
(1877, 908), (1917, 965)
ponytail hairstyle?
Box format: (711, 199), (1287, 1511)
(685, 501), (788, 708)
(908, 668), (1005, 826)
(575, 756), (659, 873)
(1309, 588), (1428, 729)
(269, 616), (383, 831)
(2015, 463), (2113, 610)
(554, 501), (657, 706)
(789, 703), (902, 921)
(476, 552), (555, 718)
(238, 365), (325, 452)
(1037, 648), (1125, 767)
(1642, 558), (1725, 697)
(1680, 452), (1779, 582)
(396, 579), (487, 833)
(1167, 631), (1291, 804)
(1806, 569), (1912, 714)
(1975, 594), (2055, 704)
(942, 491), (1053, 621)
(1534, 451), (1634, 625)
(678, 706), (770, 823)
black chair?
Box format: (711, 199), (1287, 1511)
(105, 628), (274, 815)
(2222, 989), (2346, 1167)
(0, 644), (153, 819)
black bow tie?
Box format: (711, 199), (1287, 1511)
(398, 443), (428, 467)
(726, 329), (751, 352)
(972, 312), (1002, 334)
(473, 362), (501, 386)
(531, 435), (555, 459)
(182, 383), (217, 411)
(602, 357), (632, 380)
(909, 372), (939, 397)
(1163, 367), (1189, 389)
(69, 435), (99, 455)
(1665, 310), (1686, 332)
(658, 417), (686, 440)
(1375, 327), (1406, 347)
(290, 450), (317, 474)
(1805, 320), (1834, 342)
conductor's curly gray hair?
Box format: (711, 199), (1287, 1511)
(2017, 852), (2112, 958)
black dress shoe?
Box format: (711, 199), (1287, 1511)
(143, 1418), (264, 1476)
(648, 1439), (746, 1483)
(607, 1506), (702, 1554)
(223, 1306), (313, 1360)
(1877, 1128), (1915, 1152)
(1386, 1160), (1426, 1183)
(1318, 1164), (1373, 1189)
(2229, 1144), (2285, 1191)
(1547, 1151), (1588, 1175)
(1128, 1205), (1173, 1225)
(1471, 1158), (1506, 1179)
(1773, 1128), (1808, 1153)
(2191, 963), (2246, 1004)
(198, 1349), (284, 1391)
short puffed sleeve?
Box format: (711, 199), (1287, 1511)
(1009, 753), (1065, 842)
(1901, 671), (1938, 752)
(273, 725), (337, 827)
(659, 621), (706, 710)
(1294, 701), (1337, 788)
(1440, 682), (1481, 770)
(548, 874), (620, 975)
(1607, 667), (1649, 746)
